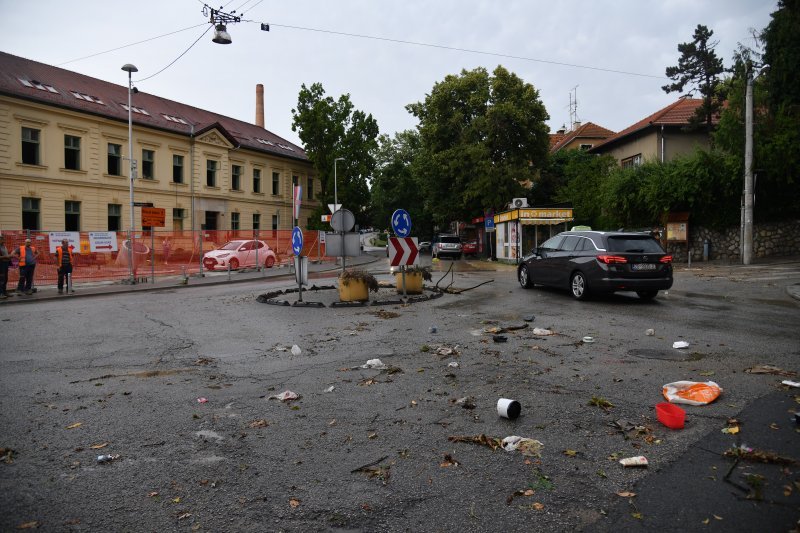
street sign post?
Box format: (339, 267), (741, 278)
(292, 226), (304, 301)
(391, 209), (411, 237)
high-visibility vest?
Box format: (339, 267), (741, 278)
(57, 246), (74, 266)
(18, 246), (36, 267)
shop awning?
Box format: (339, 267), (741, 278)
(519, 218), (574, 225)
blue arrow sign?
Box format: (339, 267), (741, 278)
(391, 209), (412, 237)
(292, 226), (303, 256)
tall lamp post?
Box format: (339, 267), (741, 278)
(334, 157), (344, 213)
(742, 63), (767, 265)
(122, 63), (138, 283)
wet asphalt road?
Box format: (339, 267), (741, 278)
(0, 257), (798, 532)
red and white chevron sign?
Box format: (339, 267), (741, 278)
(389, 237), (418, 266)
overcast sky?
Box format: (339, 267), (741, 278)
(2, 0), (775, 147)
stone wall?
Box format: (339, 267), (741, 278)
(666, 219), (800, 263)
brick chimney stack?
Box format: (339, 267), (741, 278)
(255, 84), (264, 128)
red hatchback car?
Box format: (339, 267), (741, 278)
(462, 240), (478, 257)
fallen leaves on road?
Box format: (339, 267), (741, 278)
(744, 365), (797, 377)
(248, 419), (269, 428)
(616, 491), (636, 498)
(372, 310), (400, 319)
(440, 454), (459, 467)
(16, 521), (39, 529)
(1, 448), (15, 464)
(588, 396), (614, 411)
(724, 445), (798, 465)
(289, 499), (300, 509)
(65, 422), (82, 429)
(563, 449), (578, 457)
(148, 491), (159, 497)
(89, 442), (109, 449)
(177, 513), (192, 520)
(448, 434), (503, 451)
(721, 426), (740, 435)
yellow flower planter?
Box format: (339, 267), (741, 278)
(395, 272), (423, 294)
(338, 277), (370, 302)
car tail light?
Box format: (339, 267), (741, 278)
(659, 255), (673, 264)
(597, 255), (628, 264)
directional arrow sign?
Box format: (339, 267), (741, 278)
(292, 226), (303, 256)
(391, 209), (411, 237)
(389, 236), (418, 267)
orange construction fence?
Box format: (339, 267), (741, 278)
(1, 229), (333, 288)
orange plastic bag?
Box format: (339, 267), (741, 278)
(662, 381), (722, 406)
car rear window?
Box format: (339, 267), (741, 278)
(439, 236), (461, 244)
(607, 236), (664, 253)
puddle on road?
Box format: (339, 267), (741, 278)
(627, 348), (704, 362)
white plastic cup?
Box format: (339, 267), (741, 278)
(497, 398), (521, 420)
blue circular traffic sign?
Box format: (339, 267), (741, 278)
(292, 226), (303, 256)
(391, 209), (412, 237)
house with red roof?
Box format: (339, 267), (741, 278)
(549, 122), (615, 153)
(0, 51), (316, 234)
(588, 97), (716, 167)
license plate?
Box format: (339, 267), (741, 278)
(632, 263), (656, 271)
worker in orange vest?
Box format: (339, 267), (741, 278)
(55, 238), (75, 294)
(12, 238), (39, 295)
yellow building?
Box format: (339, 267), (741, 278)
(0, 51), (317, 234)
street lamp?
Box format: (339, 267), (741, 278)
(122, 63), (137, 283)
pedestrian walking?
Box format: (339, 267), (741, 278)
(13, 238), (39, 295)
(55, 238), (74, 294)
(0, 235), (12, 299)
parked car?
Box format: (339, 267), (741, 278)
(462, 240), (478, 257)
(517, 230), (673, 300)
(432, 234), (462, 259)
(203, 240), (277, 271)
(418, 241), (432, 253)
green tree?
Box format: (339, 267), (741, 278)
(291, 83), (379, 228)
(663, 24), (725, 134)
(406, 66), (549, 226)
(370, 130), (433, 236)
(544, 150), (615, 228)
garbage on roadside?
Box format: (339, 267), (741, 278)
(781, 380), (800, 388)
(501, 436), (543, 457)
(532, 328), (554, 336)
(97, 454), (120, 464)
(523, 315), (535, 322)
(452, 396), (476, 409)
(619, 456), (648, 467)
(268, 390), (299, 402)
(430, 344), (460, 357)
(646, 329), (655, 336)
(497, 398), (522, 420)
(323, 385), (335, 393)
(493, 335), (508, 343)
(655, 402), (686, 429)
(582, 336), (595, 343)
(672, 341), (690, 349)
(429, 325), (438, 334)
(361, 358), (388, 370)
(447, 361), (459, 368)
(662, 381), (722, 405)
(291, 345), (302, 356)
(196, 397), (208, 404)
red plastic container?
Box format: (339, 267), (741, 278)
(656, 402), (686, 429)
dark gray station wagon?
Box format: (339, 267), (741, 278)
(517, 231), (673, 300)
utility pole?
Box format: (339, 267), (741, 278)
(743, 63), (765, 265)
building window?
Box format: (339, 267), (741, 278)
(21, 127), (40, 165)
(307, 177), (313, 200)
(108, 204), (121, 231)
(253, 213), (261, 230)
(253, 168), (262, 193)
(22, 197), (40, 230)
(108, 143), (122, 175)
(65, 201), (81, 231)
(231, 212), (240, 231)
(64, 135), (81, 170)
(207, 160), (218, 187)
(621, 154), (643, 169)
(272, 214), (279, 230)
(142, 149), (155, 179)
(232, 165), (242, 191)
(173, 155), (184, 183)
(272, 171), (280, 195)
(173, 208), (185, 231)
(579, 144), (593, 150)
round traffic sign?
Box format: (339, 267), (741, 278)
(330, 209), (355, 232)
(391, 209), (411, 237)
(292, 226), (303, 256)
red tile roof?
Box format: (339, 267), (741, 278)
(549, 132), (566, 149)
(0, 51), (307, 161)
(590, 98), (715, 151)
(550, 122), (615, 153)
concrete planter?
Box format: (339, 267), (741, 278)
(395, 272), (423, 294)
(338, 277), (369, 302)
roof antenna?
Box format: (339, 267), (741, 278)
(569, 85), (579, 131)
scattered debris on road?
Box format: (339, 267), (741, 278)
(268, 390), (300, 402)
(662, 381), (722, 405)
(619, 456), (648, 467)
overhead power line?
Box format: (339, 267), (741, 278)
(252, 21), (666, 80)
